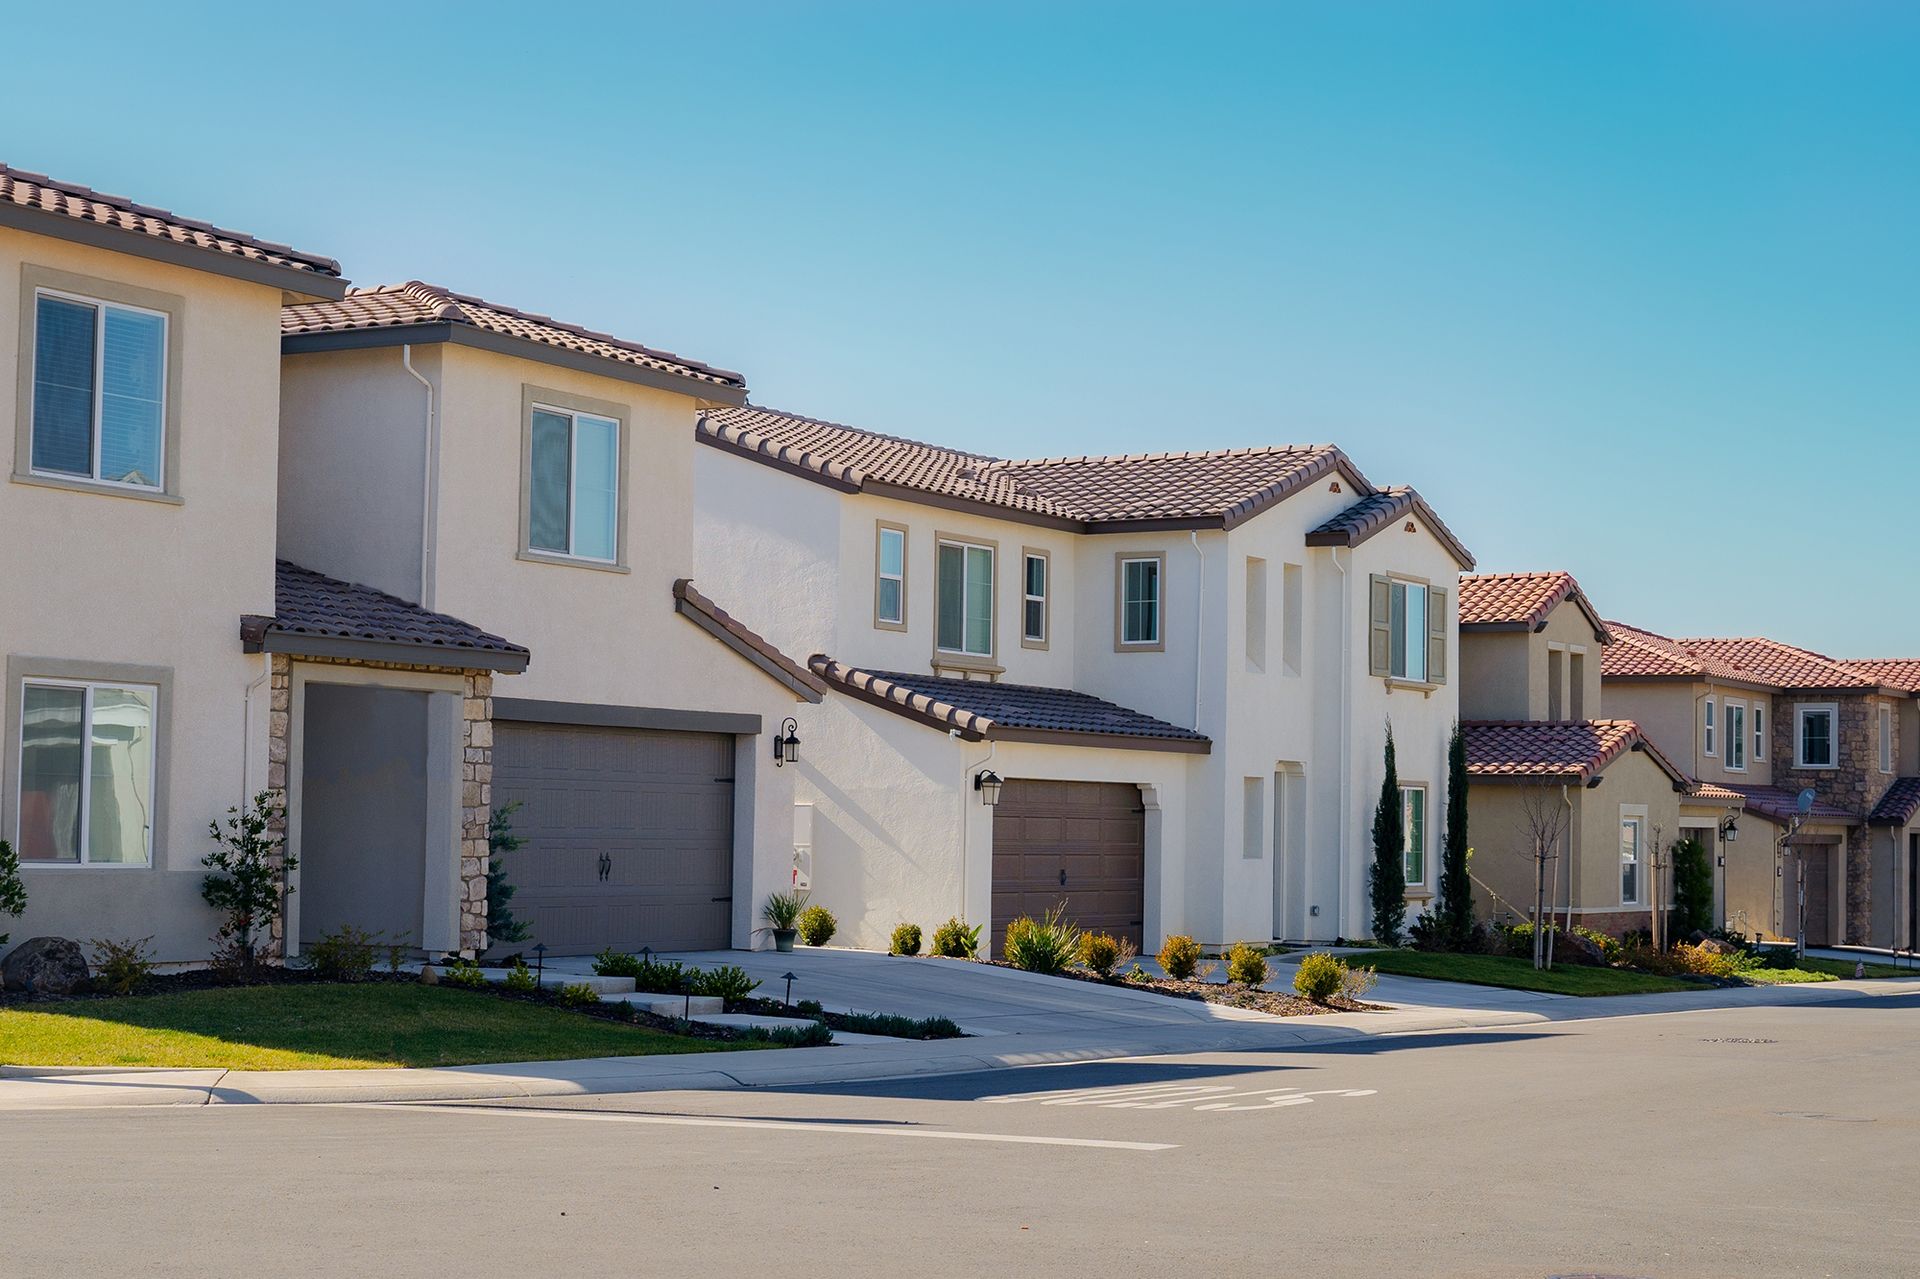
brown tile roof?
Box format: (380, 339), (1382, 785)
(1673, 637), (1878, 692)
(1601, 621), (1770, 685)
(1725, 784), (1859, 826)
(673, 580), (826, 702)
(1847, 659), (1920, 694)
(1870, 777), (1920, 827)
(1304, 486), (1476, 570)
(1461, 719), (1690, 788)
(241, 561), (528, 672)
(283, 282), (746, 391)
(1, 163), (342, 281)
(807, 659), (1210, 752)
(1458, 571), (1608, 639)
(699, 404), (1466, 552)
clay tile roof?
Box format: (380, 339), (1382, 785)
(1458, 571), (1607, 638)
(0, 163), (341, 279)
(283, 282), (745, 390)
(996, 444), (1357, 526)
(1847, 659), (1920, 695)
(241, 561), (528, 672)
(807, 659), (1210, 751)
(1601, 621), (1768, 685)
(673, 579), (826, 702)
(1869, 778), (1920, 827)
(1725, 784), (1859, 826)
(1303, 486), (1476, 570)
(1673, 637), (1877, 692)
(1461, 719), (1690, 788)
(1688, 781), (1747, 804)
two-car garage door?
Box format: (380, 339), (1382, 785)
(492, 722), (735, 954)
(991, 779), (1145, 952)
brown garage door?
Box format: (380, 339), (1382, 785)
(492, 722), (734, 955)
(992, 779), (1144, 953)
(1785, 842), (1832, 948)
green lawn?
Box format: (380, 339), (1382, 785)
(0, 983), (756, 1070)
(1795, 956), (1920, 980)
(1349, 950), (1697, 996)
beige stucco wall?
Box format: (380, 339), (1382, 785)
(1603, 677), (1777, 788)
(1459, 597), (1603, 724)
(1460, 630), (1530, 721)
(0, 227), (286, 963)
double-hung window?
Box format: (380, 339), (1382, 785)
(875, 524), (906, 628)
(1725, 702), (1747, 771)
(1620, 815), (1643, 905)
(936, 538), (995, 658)
(1796, 704), (1837, 769)
(1704, 698), (1716, 758)
(527, 404), (619, 563)
(1401, 785), (1427, 886)
(1880, 705), (1895, 773)
(1753, 704), (1765, 761)
(1389, 580), (1428, 681)
(1021, 551), (1049, 647)
(1118, 555), (1163, 649)
(17, 679), (156, 865)
(30, 289), (167, 490)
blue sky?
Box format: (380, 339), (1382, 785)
(7, 2), (1915, 653)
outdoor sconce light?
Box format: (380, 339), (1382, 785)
(774, 717), (800, 767)
(1720, 816), (1738, 844)
(975, 769), (1004, 806)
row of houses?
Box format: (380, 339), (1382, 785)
(1, 164), (1912, 964)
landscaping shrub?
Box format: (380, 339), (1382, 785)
(831, 1011), (964, 1039)
(1339, 962), (1379, 1002)
(1077, 931), (1124, 978)
(797, 904), (838, 947)
(1572, 925), (1621, 963)
(889, 923), (923, 956)
(752, 1021), (833, 1047)
(761, 890), (806, 932)
(1224, 941), (1271, 986)
(1293, 952), (1347, 1003)
(486, 801), (532, 944)
(0, 838), (25, 951)
(557, 981), (601, 1007)
(795, 999), (825, 1016)
(930, 917), (982, 959)
(1003, 906), (1080, 975)
(90, 936), (155, 996)
(1671, 837), (1714, 938)
(504, 961), (538, 993)
(634, 958), (690, 993)
(692, 964), (761, 1003)
(1623, 941), (1762, 981)
(201, 792), (293, 978)
(592, 948), (644, 979)
(384, 936), (411, 974)
(1157, 933), (1203, 980)
(1124, 963), (1152, 983)
(307, 925), (378, 983)
(442, 958), (489, 989)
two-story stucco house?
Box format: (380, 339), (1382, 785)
(692, 405), (1474, 952)
(275, 284), (821, 958)
(1456, 573), (1741, 938)
(0, 166), (351, 961)
(1602, 625), (1917, 948)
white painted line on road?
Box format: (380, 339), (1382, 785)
(353, 1103), (1178, 1151)
(980, 1082), (1377, 1113)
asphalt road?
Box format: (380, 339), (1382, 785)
(5, 994), (1916, 1279)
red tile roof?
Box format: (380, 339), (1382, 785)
(241, 561), (527, 672)
(1305, 487), (1476, 570)
(1869, 777), (1920, 828)
(1462, 719), (1691, 788)
(1, 163), (342, 280)
(1688, 781), (1747, 804)
(808, 659), (1210, 751)
(283, 282), (746, 391)
(1725, 784), (1859, 826)
(673, 580), (826, 702)
(1459, 571), (1609, 640)
(1602, 622), (1772, 686)
(1673, 637), (1877, 692)
(1847, 659), (1920, 694)
(996, 444), (1355, 526)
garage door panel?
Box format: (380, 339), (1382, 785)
(992, 779), (1145, 953)
(493, 722), (734, 955)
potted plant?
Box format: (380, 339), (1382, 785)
(761, 890), (806, 953)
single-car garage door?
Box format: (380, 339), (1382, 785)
(992, 779), (1144, 953)
(1785, 841), (1833, 948)
(492, 722), (734, 954)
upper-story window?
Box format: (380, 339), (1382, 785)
(1704, 698), (1717, 758)
(1369, 575), (1444, 684)
(525, 401), (621, 565)
(1880, 704), (1895, 774)
(936, 537), (995, 658)
(1796, 703), (1838, 770)
(1725, 702), (1747, 771)
(30, 288), (167, 491)
(1116, 554), (1164, 650)
(874, 523), (907, 630)
(1754, 704), (1765, 761)
(17, 678), (156, 865)
(1021, 550), (1049, 648)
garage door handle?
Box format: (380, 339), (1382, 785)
(1059, 869), (1067, 887)
(710, 895), (732, 903)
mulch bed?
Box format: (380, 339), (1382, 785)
(980, 960), (1380, 1015)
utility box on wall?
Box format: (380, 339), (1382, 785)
(792, 801), (814, 892)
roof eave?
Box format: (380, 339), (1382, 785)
(243, 627), (529, 674)
(673, 585), (826, 704)
(986, 726), (1212, 754)
(0, 199), (348, 299)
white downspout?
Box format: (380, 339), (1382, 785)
(1334, 547), (1352, 937)
(402, 345), (438, 609)
(1189, 530), (1206, 730)
(240, 661), (270, 802)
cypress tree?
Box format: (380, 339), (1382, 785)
(1369, 721), (1407, 947)
(1436, 720), (1474, 944)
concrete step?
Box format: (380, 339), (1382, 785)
(536, 973), (635, 995)
(612, 992), (724, 1017)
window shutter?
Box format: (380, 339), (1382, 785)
(1368, 574), (1391, 676)
(1427, 586), (1448, 684)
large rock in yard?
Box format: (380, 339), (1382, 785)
(2, 936), (91, 995)
(1550, 931), (1607, 967)
(1695, 936), (1740, 955)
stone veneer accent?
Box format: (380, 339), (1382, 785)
(262, 653), (493, 960)
(1768, 693), (1901, 943)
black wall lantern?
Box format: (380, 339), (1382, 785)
(774, 717), (800, 767)
(975, 769), (1004, 806)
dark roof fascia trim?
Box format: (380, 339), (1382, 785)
(1458, 620), (1534, 634)
(862, 480), (1086, 532)
(494, 697), (761, 736)
(283, 321), (749, 404)
(824, 672), (988, 742)
(1303, 490), (1476, 570)
(1601, 671), (1779, 694)
(246, 629), (528, 673)
(697, 427), (862, 494)
(1221, 453), (1374, 533)
(987, 725), (1212, 754)
(675, 597), (824, 704)
(1465, 771), (1590, 785)
(0, 200), (348, 299)
(1081, 515), (1225, 535)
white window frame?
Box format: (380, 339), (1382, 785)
(874, 523), (907, 629)
(1118, 555), (1163, 649)
(1704, 697), (1716, 758)
(935, 536), (996, 659)
(1880, 704), (1895, 774)
(528, 402), (621, 564)
(15, 677), (158, 868)
(29, 286), (170, 493)
(1401, 783), (1427, 886)
(1021, 549), (1049, 647)
(1754, 703), (1765, 761)
(1620, 811), (1644, 906)
(1796, 703), (1839, 770)
(1725, 701), (1747, 772)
